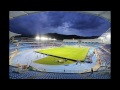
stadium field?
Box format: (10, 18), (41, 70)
(34, 56), (75, 65)
(36, 46), (89, 61)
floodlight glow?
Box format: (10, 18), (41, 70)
(107, 34), (110, 38)
(99, 37), (104, 40)
(35, 36), (40, 40)
(48, 38), (51, 40)
(53, 38), (56, 40)
(40, 37), (48, 40)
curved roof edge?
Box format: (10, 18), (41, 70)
(9, 11), (111, 22)
(9, 31), (21, 39)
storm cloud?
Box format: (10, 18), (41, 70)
(9, 11), (110, 36)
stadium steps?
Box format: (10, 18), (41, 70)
(79, 73), (95, 79)
(26, 72), (46, 79)
(100, 47), (110, 54)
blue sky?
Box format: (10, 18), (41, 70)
(9, 11), (110, 36)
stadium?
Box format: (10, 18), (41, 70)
(9, 11), (111, 79)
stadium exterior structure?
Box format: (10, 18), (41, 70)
(63, 39), (102, 43)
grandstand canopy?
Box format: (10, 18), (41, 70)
(98, 28), (111, 44)
(9, 11), (111, 37)
(9, 11), (111, 21)
(9, 31), (21, 39)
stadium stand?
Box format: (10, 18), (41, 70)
(9, 11), (111, 79)
(9, 65), (110, 79)
(9, 40), (111, 79)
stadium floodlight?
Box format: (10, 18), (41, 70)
(99, 37), (104, 40)
(40, 37), (48, 40)
(35, 36), (40, 40)
(107, 34), (110, 39)
(35, 35), (40, 48)
(53, 38), (56, 40)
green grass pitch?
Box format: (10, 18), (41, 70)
(34, 56), (75, 65)
(36, 46), (89, 61)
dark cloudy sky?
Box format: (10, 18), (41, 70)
(9, 11), (110, 36)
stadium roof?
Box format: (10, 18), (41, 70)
(9, 31), (21, 39)
(9, 11), (111, 21)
